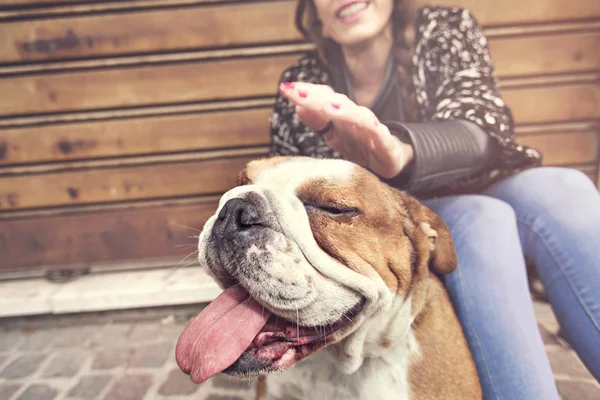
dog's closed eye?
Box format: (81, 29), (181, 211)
(303, 202), (361, 217)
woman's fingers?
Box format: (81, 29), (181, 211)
(282, 83), (352, 113)
(279, 82), (407, 177)
(281, 81), (394, 154)
(279, 82), (334, 110)
(321, 100), (408, 177)
(280, 82), (352, 132)
(281, 82), (335, 98)
(322, 100), (395, 153)
(324, 103), (373, 133)
(296, 104), (336, 133)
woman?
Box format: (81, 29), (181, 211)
(268, 0), (600, 398)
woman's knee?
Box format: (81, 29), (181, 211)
(490, 167), (596, 201)
(485, 167), (600, 221)
(520, 167), (593, 189)
(427, 195), (518, 240)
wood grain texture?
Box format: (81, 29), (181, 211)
(0, 55), (297, 117)
(0, 0), (227, 9)
(0, 200), (218, 273)
(0, 155), (258, 210)
(0, 98), (274, 128)
(0, 107), (271, 165)
(490, 31), (600, 78)
(0, 43), (314, 76)
(0, 83), (596, 166)
(424, 0), (600, 25)
(504, 84), (600, 125)
(519, 131), (599, 166)
(2, 7), (598, 70)
(1, 82), (597, 167)
(2, 43), (598, 117)
(0, 2), (300, 63)
(3, 0), (599, 25)
(0, 128), (594, 211)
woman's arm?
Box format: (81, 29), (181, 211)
(386, 7), (541, 194)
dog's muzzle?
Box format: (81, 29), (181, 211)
(212, 198), (264, 239)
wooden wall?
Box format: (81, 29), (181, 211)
(0, 0), (598, 278)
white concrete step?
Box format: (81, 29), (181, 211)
(0, 266), (220, 318)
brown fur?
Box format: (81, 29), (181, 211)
(297, 168), (480, 398)
(296, 170), (415, 293)
(409, 277), (482, 399)
(237, 156), (292, 187)
(238, 158), (480, 399)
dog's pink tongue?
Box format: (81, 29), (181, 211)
(175, 285), (271, 383)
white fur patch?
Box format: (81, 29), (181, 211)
(265, 324), (420, 400)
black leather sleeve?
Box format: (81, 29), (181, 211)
(383, 120), (493, 193)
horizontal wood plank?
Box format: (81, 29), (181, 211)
(0, 200), (218, 273)
(1, 2), (598, 69)
(0, 0), (225, 9)
(1, 0), (123, 4)
(0, 98), (275, 128)
(426, 0), (600, 25)
(3, 0), (599, 25)
(0, 84), (596, 166)
(0, 155), (258, 210)
(490, 31), (600, 78)
(518, 131), (598, 165)
(504, 84), (600, 125)
(0, 43), (315, 76)
(2, 38), (599, 117)
(0, 129), (594, 211)
(0, 54), (297, 117)
(0, 107), (271, 165)
(0, 2), (299, 63)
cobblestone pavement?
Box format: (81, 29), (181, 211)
(0, 299), (598, 400)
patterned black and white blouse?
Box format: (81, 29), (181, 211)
(269, 6), (542, 198)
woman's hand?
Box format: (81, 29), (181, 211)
(279, 82), (414, 179)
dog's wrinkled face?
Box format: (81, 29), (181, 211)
(176, 156), (456, 383)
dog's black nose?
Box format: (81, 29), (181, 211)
(214, 198), (263, 237)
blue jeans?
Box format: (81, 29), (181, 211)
(424, 167), (600, 400)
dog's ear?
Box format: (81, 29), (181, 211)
(403, 194), (457, 275)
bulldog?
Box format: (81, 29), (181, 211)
(176, 156), (481, 400)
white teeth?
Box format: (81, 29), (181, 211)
(337, 2), (368, 19)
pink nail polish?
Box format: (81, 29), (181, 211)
(280, 82), (294, 90)
(298, 90), (308, 98)
(331, 103), (340, 110)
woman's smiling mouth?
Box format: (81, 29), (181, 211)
(336, 1), (370, 22)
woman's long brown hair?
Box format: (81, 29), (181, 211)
(295, 0), (420, 122)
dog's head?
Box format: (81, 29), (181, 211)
(176, 156), (457, 382)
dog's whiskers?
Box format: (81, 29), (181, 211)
(172, 250), (199, 270)
(175, 244), (198, 250)
(173, 223), (202, 233)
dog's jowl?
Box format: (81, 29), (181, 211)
(176, 156), (481, 400)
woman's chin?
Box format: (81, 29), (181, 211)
(336, 24), (391, 49)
